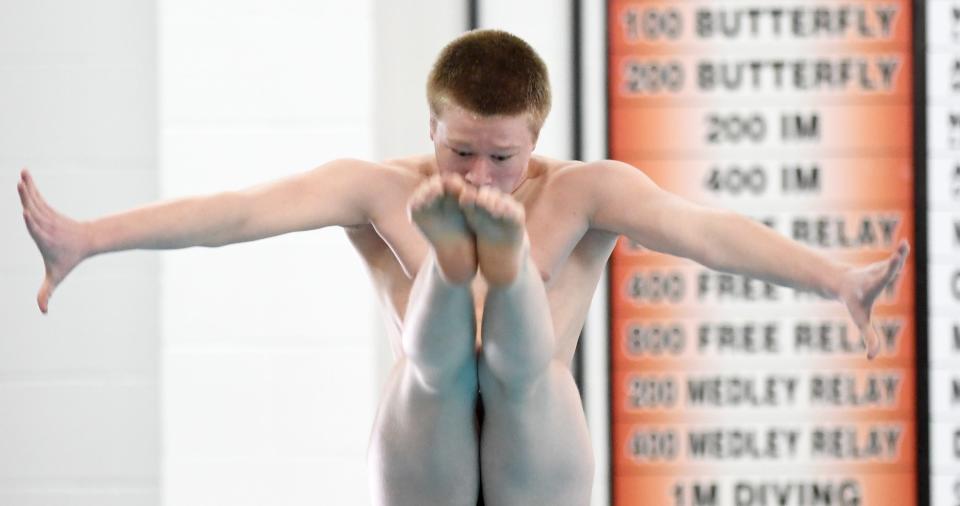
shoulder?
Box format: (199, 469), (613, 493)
(293, 157), (428, 225)
(305, 156), (428, 203)
(552, 158), (646, 180)
(544, 158), (656, 200)
(379, 154), (435, 178)
(320, 156), (426, 185)
(535, 158), (669, 231)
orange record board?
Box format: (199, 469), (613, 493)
(606, 1), (917, 505)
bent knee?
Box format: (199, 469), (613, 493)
(405, 356), (479, 397)
(477, 355), (565, 399)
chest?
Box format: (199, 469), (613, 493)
(357, 221), (612, 323)
(369, 192), (592, 282)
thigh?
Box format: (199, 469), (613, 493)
(368, 358), (481, 506)
(478, 359), (594, 506)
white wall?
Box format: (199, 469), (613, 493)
(373, 1), (467, 160)
(477, 0), (574, 160)
(158, 1), (382, 504)
(0, 1), (159, 505)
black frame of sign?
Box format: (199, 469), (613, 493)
(570, 0), (587, 401)
(913, 0), (930, 504)
(603, 0), (613, 503)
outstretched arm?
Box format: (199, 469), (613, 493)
(16, 159), (402, 313)
(584, 160), (909, 359)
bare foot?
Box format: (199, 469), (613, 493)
(16, 169), (90, 313)
(458, 185), (526, 286)
(839, 240), (910, 359)
(408, 174), (477, 284)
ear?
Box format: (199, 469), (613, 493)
(528, 118), (542, 150)
(429, 116), (438, 141)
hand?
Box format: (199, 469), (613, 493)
(837, 240), (910, 359)
(17, 169), (90, 313)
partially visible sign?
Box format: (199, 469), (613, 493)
(608, 2), (917, 505)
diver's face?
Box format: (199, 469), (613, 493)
(430, 103), (536, 193)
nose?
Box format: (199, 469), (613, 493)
(464, 158), (491, 186)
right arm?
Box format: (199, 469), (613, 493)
(86, 158), (381, 252)
(17, 158), (399, 312)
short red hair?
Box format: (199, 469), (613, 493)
(427, 29), (551, 133)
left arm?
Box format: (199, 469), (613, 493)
(581, 160), (909, 358)
(587, 160), (844, 296)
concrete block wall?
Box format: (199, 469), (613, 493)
(0, 1), (160, 505)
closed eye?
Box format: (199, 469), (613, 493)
(492, 155), (512, 162)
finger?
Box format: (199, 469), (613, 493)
(18, 176), (41, 212)
(19, 170), (48, 217)
(896, 239), (910, 258)
(17, 181), (30, 208)
(37, 277), (52, 314)
(845, 296), (878, 359)
(861, 322), (880, 360)
(22, 209), (36, 234)
(23, 206), (52, 236)
(24, 171), (53, 219)
(881, 246), (907, 289)
(23, 170), (42, 204)
(22, 209), (48, 241)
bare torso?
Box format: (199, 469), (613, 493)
(343, 154), (618, 366)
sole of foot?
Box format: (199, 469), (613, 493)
(459, 185), (527, 286)
(408, 175), (478, 284)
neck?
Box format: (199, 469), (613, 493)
(511, 156), (540, 194)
